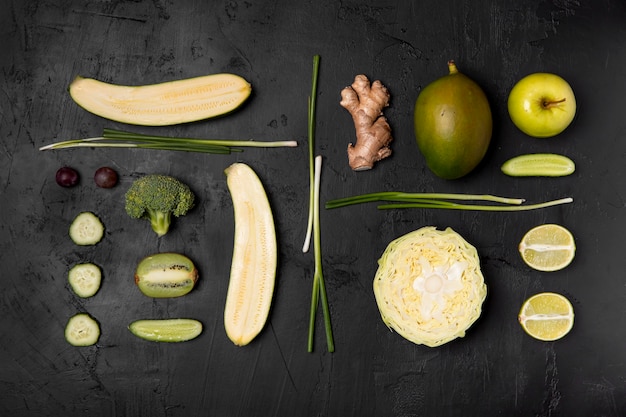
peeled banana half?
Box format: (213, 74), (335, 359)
(224, 163), (277, 346)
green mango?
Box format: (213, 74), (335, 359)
(414, 61), (492, 179)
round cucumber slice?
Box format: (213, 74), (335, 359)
(69, 212), (104, 245)
(501, 153), (575, 177)
(128, 319), (203, 342)
(68, 263), (102, 298)
(65, 313), (100, 346)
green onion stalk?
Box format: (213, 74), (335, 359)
(326, 191), (573, 211)
(40, 128), (298, 153)
(305, 55), (334, 353)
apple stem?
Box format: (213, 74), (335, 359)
(542, 98), (566, 108)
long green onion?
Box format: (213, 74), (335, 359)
(302, 54), (321, 253)
(326, 191), (573, 211)
(304, 55), (334, 353)
(308, 156), (334, 353)
(39, 128), (298, 153)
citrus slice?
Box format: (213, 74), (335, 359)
(518, 224), (575, 271)
(518, 292), (574, 341)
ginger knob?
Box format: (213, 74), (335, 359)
(340, 75), (393, 171)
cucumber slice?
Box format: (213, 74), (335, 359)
(65, 313), (100, 346)
(68, 263), (102, 298)
(501, 153), (575, 177)
(128, 319), (203, 342)
(69, 212), (104, 245)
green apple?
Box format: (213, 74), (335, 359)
(507, 73), (576, 138)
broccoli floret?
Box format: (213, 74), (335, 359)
(124, 174), (195, 237)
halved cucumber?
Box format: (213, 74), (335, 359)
(501, 153), (575, 177)
(128, 319), (203, 342)
(69, 73), (252, 126)
(69, 212), (104, 245)
(68, 263), (102, 298)
(65, 313), (100, 346)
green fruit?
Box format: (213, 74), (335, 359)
(501, 153), (575, 177)
(135, 252), (198, 298)
(414, 61), (493, 179)
(128, 319), (203, 342)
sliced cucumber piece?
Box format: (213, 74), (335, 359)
(68, 263), (102, 298)
(65, 313), (100, 346)
(69, 212), (104, 245)
(501, 153), (575, 177)
(128, 319), (203, 342)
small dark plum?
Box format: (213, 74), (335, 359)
(94, 167), (118, 188)
(56, 166), (80, 187)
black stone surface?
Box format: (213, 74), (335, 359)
(2, 1), (626, 416)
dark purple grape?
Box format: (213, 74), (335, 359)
(56, 167), (79, 187)
(94, 167), (118, 188)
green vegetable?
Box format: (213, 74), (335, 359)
(39, 128), (298, 153)
(65, 313), (100, 346)
(69, 73), (251, 126)
(374, 227), (487, 347)
(326, 192), (573, 211)
(68, 263), (102, 298)
(223, 163), (277, 346)
(304, 55), (334, 353)
(69, 212), (104, 245)
(125, 174), (195, 237)
(308, 156), (334, 353)
(135, 253), (198, 298)
(128, 319), (203, 342)
(501, 153), (575, 177)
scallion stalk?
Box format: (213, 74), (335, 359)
(308, 155), (334, 353)
(302, 55), (321, 253)
(39, 128), (297, 153)
(304, 55), (334, 353)
(326, 192), (573, 211)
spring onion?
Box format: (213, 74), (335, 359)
(39, 128), (297, 153)
(326, 191), (573, 211)
(308, 156), (334, 353)
(304, 55), (334, 353)
(302, 55), (320, 253)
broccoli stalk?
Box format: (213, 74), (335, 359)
(145, 209), (172, 237)
(125, 174), (195, 237)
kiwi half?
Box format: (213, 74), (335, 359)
(135, 252), (198, 298)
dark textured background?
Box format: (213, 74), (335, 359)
(2, 0), (626, 416)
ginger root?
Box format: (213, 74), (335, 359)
(340, 75), (393, 171)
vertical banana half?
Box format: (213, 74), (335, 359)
(224, 163), (277, 346)
(69, 73), (251, 126)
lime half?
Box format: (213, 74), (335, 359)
(519, 292), (574, 341)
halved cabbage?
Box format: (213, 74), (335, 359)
(373, 226), (487, 347)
